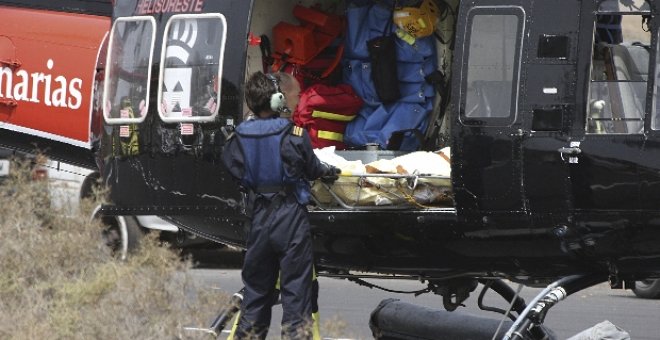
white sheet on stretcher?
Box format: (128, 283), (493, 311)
(311, 147), (453, 206)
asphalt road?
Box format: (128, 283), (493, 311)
(188, 268), (660, 339)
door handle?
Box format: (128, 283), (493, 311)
(558, 147), (581, 155)
(558, 146), (581, 163)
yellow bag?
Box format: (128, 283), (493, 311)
(393, 0), (440, 38)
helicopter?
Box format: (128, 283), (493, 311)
(1, 0), (660, 338)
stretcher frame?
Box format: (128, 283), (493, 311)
(311, 173), (452, 211)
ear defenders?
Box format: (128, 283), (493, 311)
(266, 73), (289, 113)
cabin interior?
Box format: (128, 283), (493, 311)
(245, 0), (458, 209)
(239, 0), (652, 209)
(245, 0), (455, 137)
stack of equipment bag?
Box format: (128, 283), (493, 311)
(283, 5), (364, 148)
(343, 0), (438, 151)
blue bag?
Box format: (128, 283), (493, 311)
(378, 103), (429, 150)
(396, 35), (437, 62)
(345, 5), (371, 60)
(342, 0), (438, 150)
(397, 59), (437, 83)
(345, 103), (430, 150)
(399, 82), (436, 104)
(343, 63), (437, 106)
(343, 60), (380, 106)
(344, 105), (379, 147)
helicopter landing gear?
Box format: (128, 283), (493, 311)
(370, 275), (609, 340)
(182, 289), (244, 338)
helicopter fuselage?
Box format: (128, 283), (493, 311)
(1, 0), (660, 286)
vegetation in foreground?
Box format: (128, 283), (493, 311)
(0, 160), (223, 339)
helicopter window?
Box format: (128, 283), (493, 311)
(157, 14), (227, 123)
(587, 11), (650, 134)
(461, 8), (524, 125)
(103, 16), (156, 124)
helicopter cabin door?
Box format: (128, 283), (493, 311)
(517, 0), (584, 227)
(569, 1), (651, 220)
(98, 1), (253, 245)
(451, 0), (528, 223)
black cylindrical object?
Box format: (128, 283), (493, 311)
(370, 298), (514, 340)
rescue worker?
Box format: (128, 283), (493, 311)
(222, 71), (339, 339)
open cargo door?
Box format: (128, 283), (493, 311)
(0, 3), (111, 168)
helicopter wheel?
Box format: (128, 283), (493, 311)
(102, 215), (143, 260)
(632, 279), (660, 299)
(91, 204), (143, 260)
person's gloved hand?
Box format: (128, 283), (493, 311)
(320, 166), (341, 184)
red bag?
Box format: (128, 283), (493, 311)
(270, 5), (346, 90)
(293, 84), (363, 149)
(279, 47), (344, 90)
(272, 5), (344, 65)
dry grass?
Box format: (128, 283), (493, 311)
(320, 314), (350, 338)
(0, 159), (225, 339)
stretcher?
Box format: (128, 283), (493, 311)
(311, 147), (453, 210)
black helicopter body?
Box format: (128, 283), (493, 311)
(2, 0), (660, 290)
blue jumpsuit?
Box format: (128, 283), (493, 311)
(222, 117), (330, 339)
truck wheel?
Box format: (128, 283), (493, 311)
(632, 279), (660, 299)
(99, 214), (143, 261)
